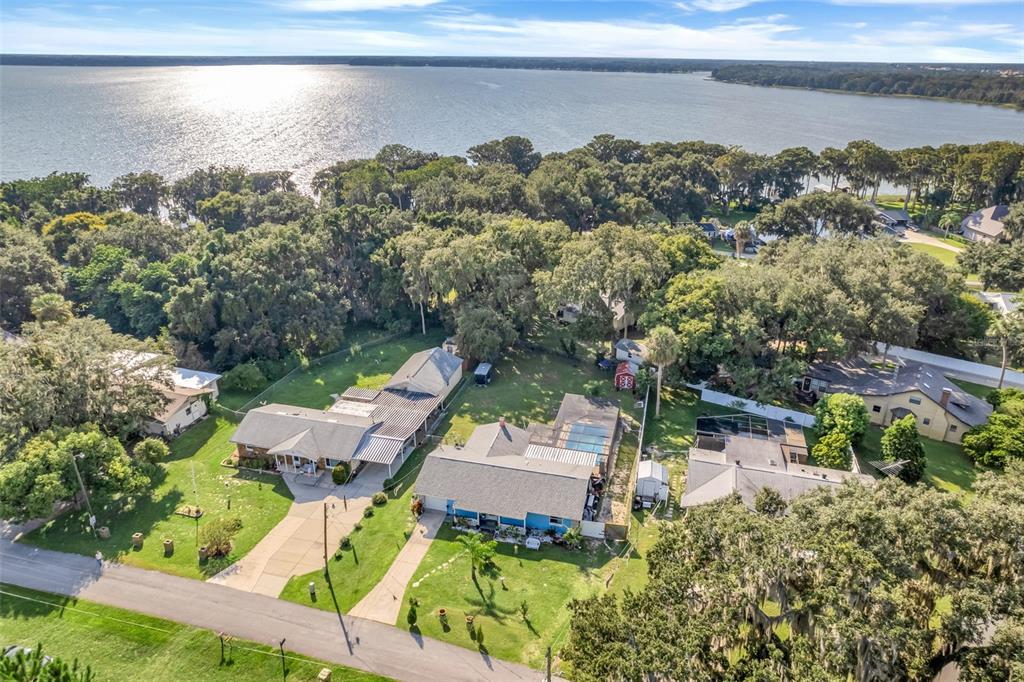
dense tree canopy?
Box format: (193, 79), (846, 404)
(564, 466), (1024, 681)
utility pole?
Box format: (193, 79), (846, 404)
(323, 502), (329, 574)
(546, 646), (552, 682)
(278, 638), (287, 680)
(69, 453), (95, 529)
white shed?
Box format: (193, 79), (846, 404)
(636, 460), (669, 502)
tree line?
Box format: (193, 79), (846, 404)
(712, 63), (1024, 108)
(1, 136), (1021, 443)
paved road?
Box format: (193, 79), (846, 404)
(349, 511), (444, 625)
(210, 466), (386, 596)
(0, 539), (545, 682)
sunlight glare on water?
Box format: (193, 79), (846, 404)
(2, 64), (1022, 189)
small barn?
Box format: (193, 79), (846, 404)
(635, 460), (669, 502)
(614, 362), (636, 391)
(474, 362), (493, 385)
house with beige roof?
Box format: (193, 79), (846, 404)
(799, 357), (991, 443)
(113, 350), (222, 437)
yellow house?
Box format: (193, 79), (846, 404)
(800, 358), (992, 444)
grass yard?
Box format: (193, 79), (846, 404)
(218, 327), (445, 410)
(24, 413), (293, 579)
(856, 426), (983, 497)
(0, 584), (387, 682)
(397, 526), (614, 672)
(950, 378), (997, 400)
(907, 241), (959, 268)
(441, 345), (641, 444)
(643, 386), (736, 453)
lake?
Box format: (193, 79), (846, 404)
(2, 65), (1022, 189)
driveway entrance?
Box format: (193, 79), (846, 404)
(208, 464), (388, 597)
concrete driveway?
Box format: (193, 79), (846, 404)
(349, 510), (445, 625)
(209, 464), (388, 596)
(903, 229), (963, 253)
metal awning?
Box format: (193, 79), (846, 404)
(869, 459), (909, 477)
(352, 435), (405, 466)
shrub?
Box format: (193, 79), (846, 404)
(410, 498), (424, 516)
(562, 525), (582, 550)
(353, 521), (363, 531)
(200, 516), (243, 557)
(407, 604), (418, 628)
(363, 506), (374, 518)
(221, 362), (266, 392)
(339, 535), (351, 550)
(372, 491), (387, 506)
(331, 462), (351, 485)
(134, 437), (169, 465)
(881, 415), (926, 482)
(754, 487), (787, 517)
(814, 393), (870, 445)
(811, 431), (852, 470)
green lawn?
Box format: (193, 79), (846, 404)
(0, 584), (387, 682)
(907, 241), (959, 268)
(856, 426), (983, 497)
(950, 378), (996, 400)
(397, 526), (614, 672)
(442, 345), (641, 444)
(643, 386), (736, 453)
(24, 413), (293, 579)
(218, 327), (444, 411)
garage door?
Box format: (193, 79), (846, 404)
(421, 495), (448, 512)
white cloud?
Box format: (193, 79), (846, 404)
(281, 0), (443, 10)
(675, 0), (758, 12)
(1, 6), (1021, 62)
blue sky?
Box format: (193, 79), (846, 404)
(1, 0), (1021, 62)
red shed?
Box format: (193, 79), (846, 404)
(614, 362), (636, 391)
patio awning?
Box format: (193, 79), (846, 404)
(352, 435), (405, 466)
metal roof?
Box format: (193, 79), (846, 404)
(385, 347), (462, 397)
(353, 435), (406, 465)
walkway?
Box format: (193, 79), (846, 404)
(0, 539), (543, 682)
(349, 511), (445, 625)
(208, 465), (388, 596)
(903, 229), (963, 253)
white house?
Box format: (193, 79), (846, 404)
(614, 338), (648, 373)
(112, 350), (222, 437)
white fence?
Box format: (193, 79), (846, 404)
(698, 387), (817, 428)
(886, 345), (1024, 389)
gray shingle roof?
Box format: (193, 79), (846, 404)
(384, 348), (462, 396)
(961, 205), (1009, 239)
(230, 404), (373, 461)
(808, 358), (992, 427)
(415, 420), (594, 520)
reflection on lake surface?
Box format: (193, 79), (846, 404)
(2, 65), (1022, 188)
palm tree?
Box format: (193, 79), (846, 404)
(938, 211), (961, 238)
(645, 326), (681, 418)
(989, 311), (1024, 389)
(456, 531), (497, 580)
(30, 293), (73, 325)
(733, 221), (753, 259)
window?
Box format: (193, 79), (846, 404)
(185, 405), (192, 416)
(872, 405), (881, 413)
(909, 397), (922, 405)
(949, 425), (957, 432)
(549, 516), (563, 526)
(923, 418), (931, 425)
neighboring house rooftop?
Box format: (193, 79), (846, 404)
(975, 291), (1020, 317)
(874, 207), (911, 223)
(152, 386), (210, 424)
(230, 403), (373, 462)
(961, 205), (1010, 240)
(1, 328), (23, 345)
(681, 414), (873, 508)
(528, 394), (621, 460)
(614, 338), (647, 356)
(110, 350), (221, 390)
(384, 347), (462, 396)
(807, 357), (992, 427)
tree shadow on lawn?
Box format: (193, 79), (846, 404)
(0, 586), (75, 621)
